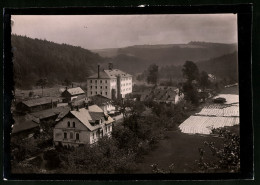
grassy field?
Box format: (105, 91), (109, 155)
(135, 129), (231, 173)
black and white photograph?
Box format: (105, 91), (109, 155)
(4, 7), (251, 179)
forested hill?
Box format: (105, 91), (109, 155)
(93, 42), (237, 66)
(12, 35), (105, 89)
(159, 51), (238, 81)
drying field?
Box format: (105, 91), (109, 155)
(179, 116), (239, 134)
(179, 91), (239, 135)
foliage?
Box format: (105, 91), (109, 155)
(36, 78), (48, 96)
(147, 64), (159, 85)
(182, 61), (199, 83)
(182, 82), (199, 105)
(199, 71), (210, 90)
(195, 128), (240, 173)
(151, 163), (175, 173)
(12, 35), (105, 89)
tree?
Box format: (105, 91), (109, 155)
(199, 71), (210, 91)
(64, 78), (72, 87)
(196, 128), (240, 173)
(147, 64), (159, 85)
(36, 78), (48, 96)
(182, 82), (199, 105)
(182, 61), (199, 83)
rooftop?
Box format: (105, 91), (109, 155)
(70, 107), (114, 131)
(88, 69), (132, 79)
(90, 95), (112, 106)
(30, 106), (70, 120)
(12, 117), (39, 134)
(65, 87), (85, 96)
(21, 97), (58, 107)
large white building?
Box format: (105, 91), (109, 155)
(86, 63), (132, 99)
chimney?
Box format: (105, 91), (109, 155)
(76, 106), (79, 111)
(98, 65), (100, 78)
(84, 102), (89, 109)
(66, 86), (68, 90)
(108, 63), (113, 70)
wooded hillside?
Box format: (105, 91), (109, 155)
(12, 35), (106, 89)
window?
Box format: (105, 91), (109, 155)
(70, 132), (73, 139)
(101, 86), (102, 89)
(73, 122), (75, 128)
(105, 80), (107, 83)
(105, 86), (108, 89)
(95, 86), (97, 89)
(64, 132), (67, 139)
(91, 91), (92, 95)
(95, 80), (97, 83)
(92, 132), (95, 139)
(105, 92), (107, 95)
(101, 92), (103, 95)
(90, 86), (92, 89)
(100, 80), (102, 83)
(90, 80), (92, 83)
(67, 121), (70, 127)
(76, 133), (79, 140)
(105, 127), (107, 133)
(96, 92), (97, 95)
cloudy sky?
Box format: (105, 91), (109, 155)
(12, 14), (237, 50)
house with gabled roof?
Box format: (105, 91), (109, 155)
(16, 97), (58, 113)
(53, 104), (114, 148)
(86, 63), (132, 99)
(61, 87), (85, 103)
(140, 86), (184, 104)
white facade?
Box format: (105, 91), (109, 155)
(53, 106), (114, 147)
(86, 68), (132, 99)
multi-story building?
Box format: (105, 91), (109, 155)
(86, 63), (132, 99)
(53, 104), (114, 147)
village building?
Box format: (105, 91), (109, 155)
(140, 86), (184, 104)
(89, 94), (116, 115)
(16, 97), (58, 114)
(53, 104), (114, 147)
(26, 106), (70, 124)
(61, 87), (85, 103)
(86, 63), (132, 100)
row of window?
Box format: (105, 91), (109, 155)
(121, 77), (131, 81)
(90, 86), (108, 89)
(90, 91), (108, 95)
(64, 132), (79, 140)
(90, 80), (108, 84)
(122, 87), (131, 92)
(121, 82), (131, 86)
(68, 121), (76, 128)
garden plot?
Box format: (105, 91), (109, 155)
(196, 104), (239, 117)
(179, 116), (239, 134)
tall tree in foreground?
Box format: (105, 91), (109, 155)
(36, 78), (48, 96)
(199, 71), (210, 91)
(182, 61), (199, 105)
(147, 64), (159, 85)
(182, 61), (199, 83)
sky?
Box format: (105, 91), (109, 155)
(12, 14), (237, 50)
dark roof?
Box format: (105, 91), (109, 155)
(89, 112), (105, 121)
(12, 117), (39, 134)
(21, 97), (58, 107)
(141, 86), (177, 102)
(30, 106), (71, 120)
(90, 95), (112, 106)
(88, 69), (132, 79)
